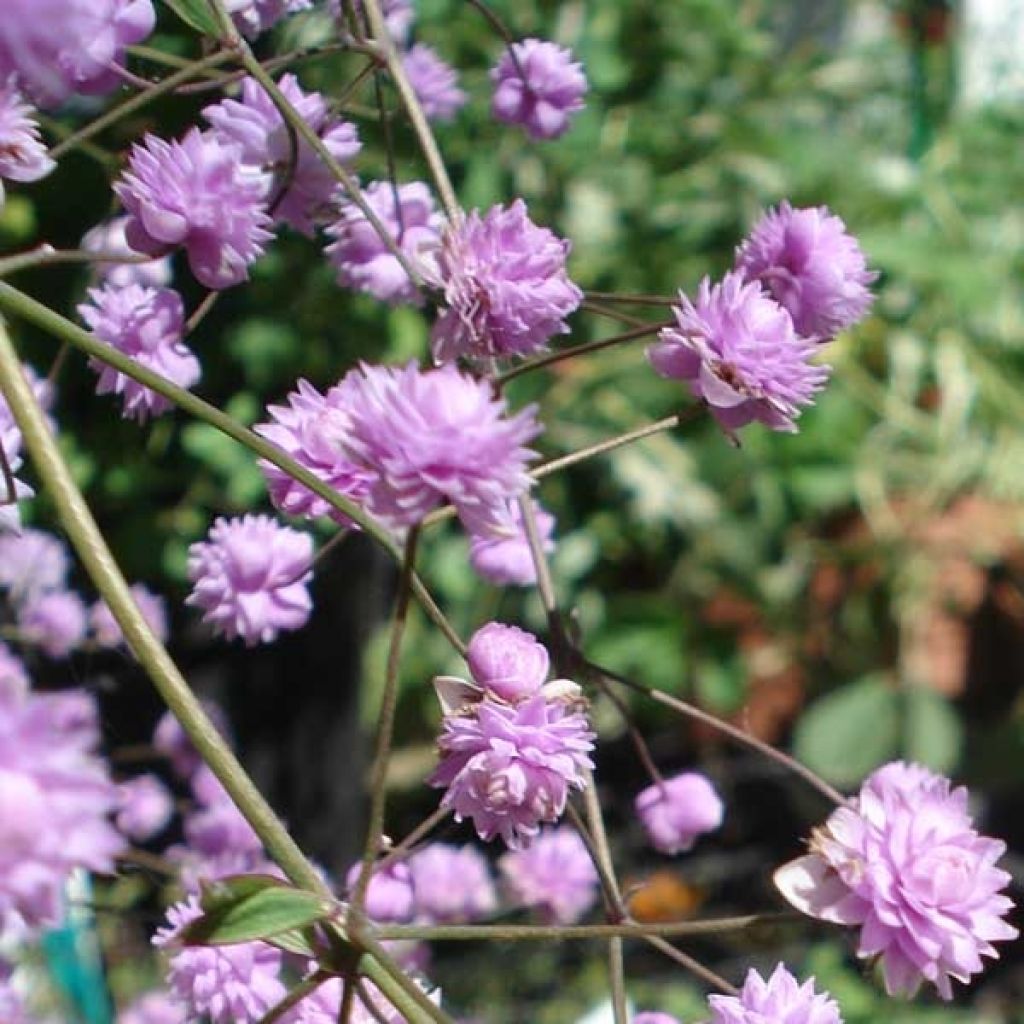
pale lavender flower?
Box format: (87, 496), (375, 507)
(292, 976), (437, 1024)
(116, 774), (174, 842)
(17, 590), (87, 658)
(402, 45), (467, 122)
(114, 129), (273, 290)
(430, 694), (595, 848)
(345, 860), (415, 923)
(0, 641), (28, 703)
(490, 39), (587, 141)
(325, 181), (442, 306)
(226, 0), (311, 38)
(0, 363), (52, 465)
(499, 826), (598, 923)
(774, 761), (1018, 1000)
(469, 499), (556, 588)
(0, 528), (69, 603)
(635, 772), (724, 855)
(204, 75), (360, 236)
(0, 0), (155, 108)
(184, 764), (261, 857)
(186, 515), (313, 646)
(0, 468), (31, 534)
(467, 622), (549, 704)
(0, 686), (123, 936)
(0, 80), (54, 208)
(648, 272), (829, 434)
(708, 965), (841, 1024)
(91, 584), (168, 648)
(79, 284), (199, 422)
(155, 896), (286, 1024)
(254, 378), (374, 525)
(735, 202), (876, 339)
(432, 200), (582, 362)
(119, 991), (187, 1024)
(153, 701), (231, 780)
(338, 361), (541, 534)
(409, 843), (497, 923)
(635, 1015), (682, 1024)
(81, 216), (172, 289)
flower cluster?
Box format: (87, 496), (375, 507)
(429, 622), (595, 848)
(649, 204), (874, 433)
(82, 216), (173, 289)
(708, 965), (842, 1024)
(403, 44), (468, 123)
(774, 761), (1017, 999)
(468, 498), (556, 588)
(0, 79), (54, 208)
(408, 843), (498, 924)
(635, 771), (724, 855)
(116, 774), (174, 842)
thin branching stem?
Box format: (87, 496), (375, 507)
(642, 935), (739, 995)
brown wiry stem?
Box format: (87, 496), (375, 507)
(373, 806), (451, 875)
(586, 290), (677, 307)
(581, 299), (648, 328)
(642, 934), (739, 995)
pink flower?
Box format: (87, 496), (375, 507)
(708, 965), (842, 1024)
(735, 202), (876, 340)
(118, 991), (187, 1024)
(17, 590), (87, 658)
(774, 761), (1018, 999)
(469, 499), (556, 588)
(0, 528), (69, 603)
(402, 45), (467, 122)
(153, 701), (231, 780)
(0, 641), (28, 702)
(431, 200), (582, 363)
(490, 39), (587, 141)
(648, 273), (828, 434)
(255, 377), (374, 525)
(226, 0), (310, 38)
(635, 772), (724, 855)
(79, 284), (200, 421)
(325, 181), (441, 306)
(117, 774), (174, 842)
(115, 129), (273, 290)
(184, 764), (261, 858)
(345, 860), (415, 923)
(429, 694), (595, 848)
(499, 826), (598, 923)
(408, 843), (497, 923)
(0, 685), (123, 936)
(81, 216), (173, 289)
(635, 1015), (681, 1024)
(186, 515), (313, 646)
(154, 896), (286, 1024)
(338, 362), (542, 534)
(91, 583), (168, 648)
(204, 75), (360, 236)
(0, 79), (54, 207)
(466, 622), (550, 704)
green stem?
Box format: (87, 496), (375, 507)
(0, 283), (464, 656)
(0, 247), (158, 279)
(257, 972), (330, 1024)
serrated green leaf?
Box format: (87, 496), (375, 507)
(184, 878), (332, 946)
(793, 676), (901, 787)
(161, 0), (221, 35)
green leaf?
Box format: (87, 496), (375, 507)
(793, 675), (901, 787)
(160, 0), (221, 35)
(902, 686), (962, 775)
(183, 877), (332, 947)
(265, 928), (320, 958)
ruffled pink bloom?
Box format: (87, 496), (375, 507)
(255, 378), (374, 525)
(338, 361), (541, 534)
(325, 181), (442, 306)
(186, 515), (313, 646)
(0, 80), (54, 208)
(115, 129), (272, 290)
(774, 761), (1018, 999)
(490, 39), (587, 141)
(118, 990), (187, 1024)
(735, 202), (876, 340)
(0, 641), (28, 701)
(635, 772), (724, 855)
(345, 860), (415, 923)
(467, 622), (549, 704)
(184, 764), (261, 858)
(17, 590), (87, 658)
(499, 826), (598, 924)
(429, 694), (594, 848)
(226, 0), (311, 38)
(153, 701), (231, 780)
(204, 75), (360, 236)
(431, 200), (582, 362)
(79, 284), (200, 421)
(0, 0), (155, 108)
(408, 843), (497, 923)
(116, 773), (174, 842)
(154, 896), (286, 1024)
(0, 686), (123, 937)
(468, 499), (555, 588)
(402, 44), (467, 122)
(0, 528), (69, 603)
(708, 965), (841, 1024)
(81, 216), (172, 289)
(648, 272), (828, 434)
(91, 583), (169, 648)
